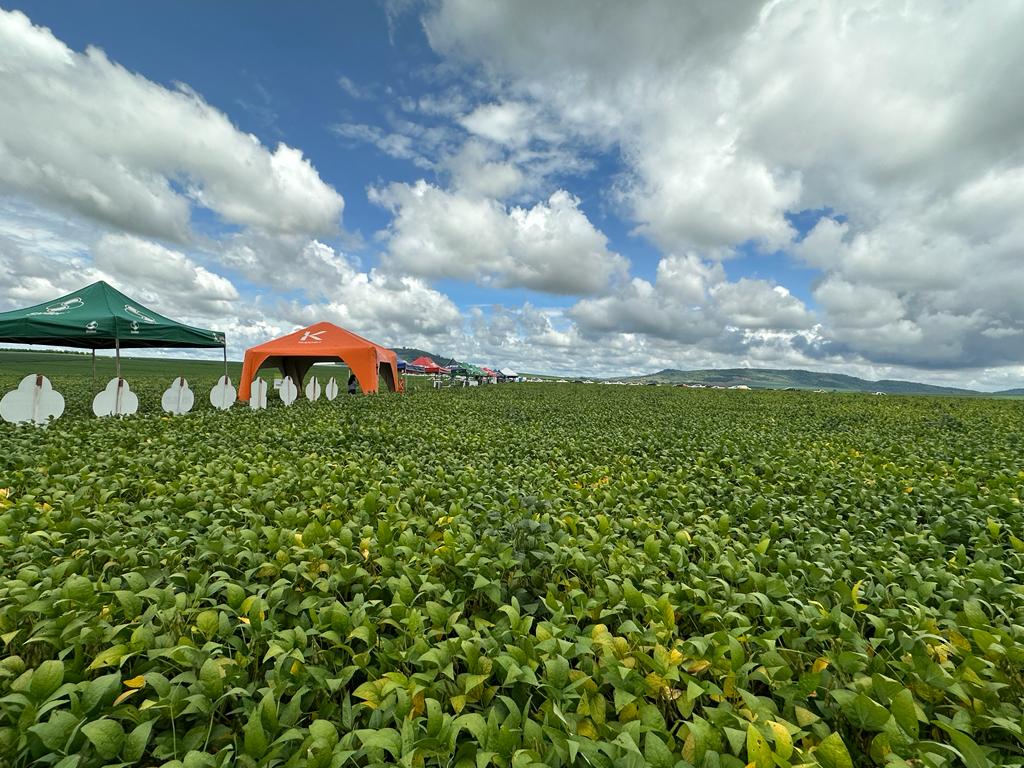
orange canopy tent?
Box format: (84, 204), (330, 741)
(239, 321), (402, 400)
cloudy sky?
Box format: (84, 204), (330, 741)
(1, 2), (1023, 389)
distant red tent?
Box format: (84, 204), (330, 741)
(411, 355), (446, 374)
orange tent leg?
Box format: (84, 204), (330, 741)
(347, 348), (378, 394)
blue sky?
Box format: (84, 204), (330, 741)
(12, 3), (429, 239)
(6, 0), (656, 311)
(1, 2), (1023, 389)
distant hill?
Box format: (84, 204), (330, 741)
(610, 367), (982, 396)
(3, 347), (1018, 395)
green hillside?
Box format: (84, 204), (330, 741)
(391, 347), (461, 367)
(613, 367), (982, 395)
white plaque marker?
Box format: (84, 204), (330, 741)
(305, 376), (322, 401)
(161, 377), (194, 416)
(279, 375), (298, 406)
(209, 375), (236, 410)
(250, 377), (268, 411)
(0, 374), (65, 425)
(92, 378), (139, 418)
(325, 376), (339, 401)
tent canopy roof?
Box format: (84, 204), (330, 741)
(245, 320), (395, 357)
(410, 355), (449, 373)
(0, 281), (224, 350)
(499, 367), (519, 377)
(239, 321), (401, 399)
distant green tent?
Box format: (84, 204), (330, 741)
(452, 363), (486, 377)
(0, 281), (225, 377)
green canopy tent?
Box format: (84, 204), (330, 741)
(451, 363), (486, 381)
(0, 281), (226, 379)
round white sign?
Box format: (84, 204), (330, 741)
(210, 375), (236, 411)
(0, 374), (65, 425)
(161, 377), (194, 416)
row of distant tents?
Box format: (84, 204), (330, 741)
(0, 281), (522, 424)
(403, 355), (519, 382)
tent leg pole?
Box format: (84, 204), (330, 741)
(115, 337), (121, 379)
(223, 342), (228, 380)
(92, 349), (96, 384)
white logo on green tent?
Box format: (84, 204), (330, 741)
(29, 297), (84, 316)
(124, 304), (156, 324)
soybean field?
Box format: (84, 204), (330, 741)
(1, 377), (1023, 768)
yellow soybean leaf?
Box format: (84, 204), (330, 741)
(851, 580), (868, 611)
(113, 688), (139, 706)
(768, 721), (793, 760)
(746, 725), (772, 768)
(795, 706), (820, 726)
(577, 719), (598, 739)
(816, 732), (853, 768)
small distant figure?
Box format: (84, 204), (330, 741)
(347, 373), (358, 395)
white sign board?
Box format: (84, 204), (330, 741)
(0, 374), (65, 425)
(161, 377), (194, 416)
(305, 376), (322, 401)
(93, 378), (139, 418)
(279, 375), (298, 406)
(250, 377), (268, 410)
(209, 375), (236, 410)
(325, 376), (339, 401)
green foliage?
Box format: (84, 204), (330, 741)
(2, 381), (1023, 768)
(0, 349), (243, 381)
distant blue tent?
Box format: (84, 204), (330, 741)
(400, 359), (427, 374)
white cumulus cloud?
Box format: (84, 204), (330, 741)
(370, 181), (628, 295)
(93, 234), (239, 316)
(569, 253), (812, 341)
(421, 0), (1024, 372)
(0, 8), (343, 242)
